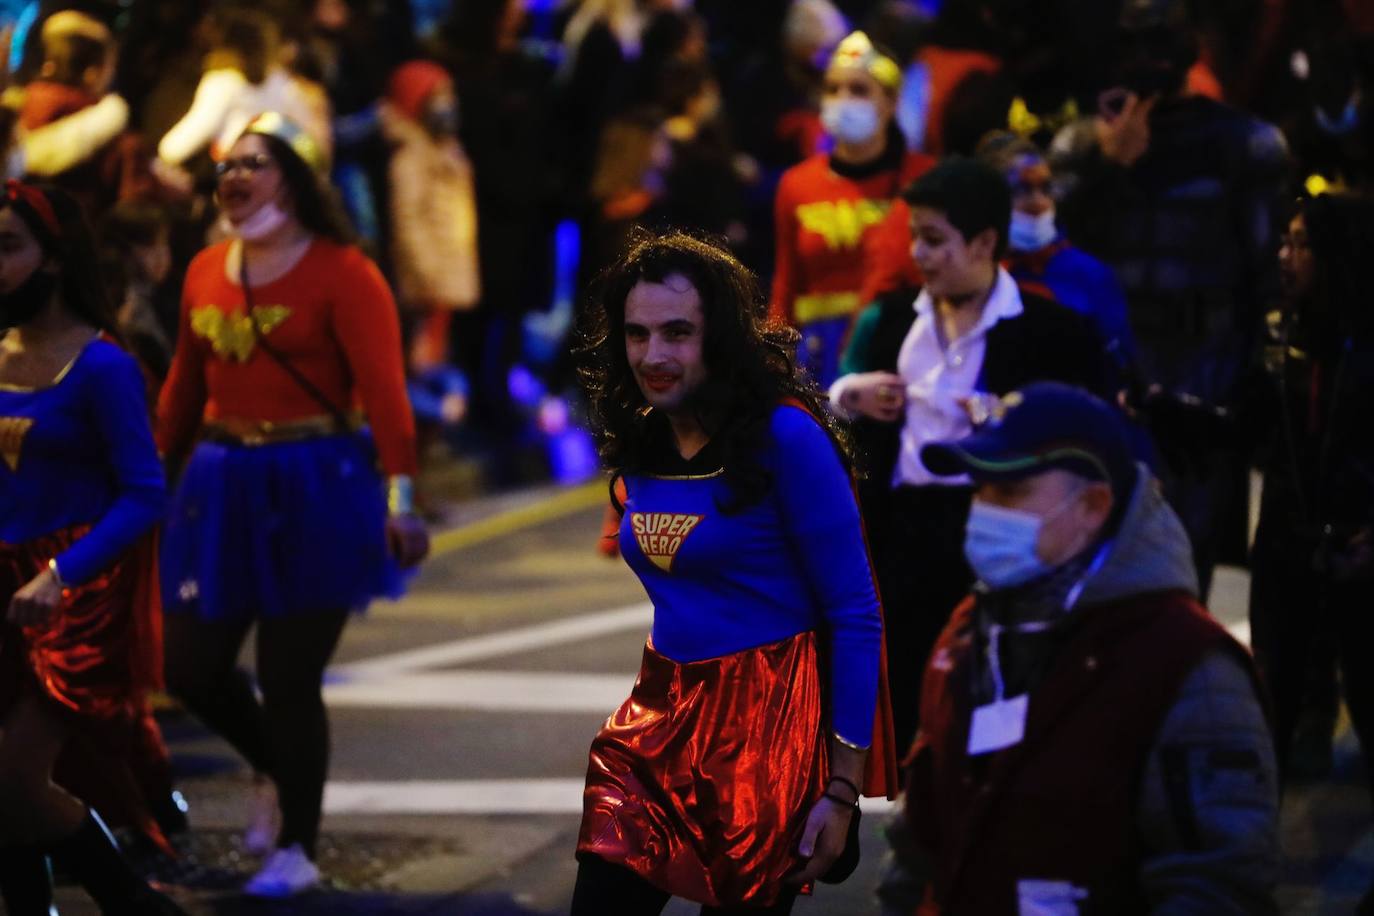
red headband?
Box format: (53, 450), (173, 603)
(4, 180), (61, 239)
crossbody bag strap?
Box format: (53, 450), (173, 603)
(239, 246), (353, 433)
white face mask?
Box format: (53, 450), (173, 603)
(1008, 208), (1058, 253)
(229, 201), (290, 241)
(822, 98), (882, 146)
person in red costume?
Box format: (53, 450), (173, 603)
(0, 181), (186, 915)
(770, 31), (933, 387)
(156, 113), (429, 899)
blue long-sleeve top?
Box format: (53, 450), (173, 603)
(1008, 240), (1138, 368)
(618, 404), (882, 747)
(0, 336), (165, 584)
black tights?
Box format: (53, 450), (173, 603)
(163, 610), (349, 859)
(570, 854), (799, 915)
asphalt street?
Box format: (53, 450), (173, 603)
(41, 481), (1374, 915)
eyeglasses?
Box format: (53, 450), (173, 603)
(214, 153), (275, 180)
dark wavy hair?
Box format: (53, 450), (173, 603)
(1297, 192), (1374, 339)
(576, 229), (852, 512)
(253, 134), (356, 246)
(2, 184), (119, 341)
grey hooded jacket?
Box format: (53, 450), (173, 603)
(883, 466), (1279, 915)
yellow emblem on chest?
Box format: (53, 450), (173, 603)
(0, 416), (34, 471)
(631, 512), (704, 573)
(190, 305), (293, 362)
(796, 198), (891, 250)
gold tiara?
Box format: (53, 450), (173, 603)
(240, 111), (327, 174)
(827, 31), (902, 92)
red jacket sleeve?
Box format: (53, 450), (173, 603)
(156, 257), (210, 462)
(329, 248), (418, 477)
(769, 168), (800, 326)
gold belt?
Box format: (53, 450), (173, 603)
(200, 412), (362, 446)
(793, 291), (862, 325)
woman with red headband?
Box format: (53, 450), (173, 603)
(157, 113), (428, 898)
(0, 181), (185, 913)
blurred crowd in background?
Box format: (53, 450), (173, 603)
(0, 0), (1366, 503)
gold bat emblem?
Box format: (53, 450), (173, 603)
(0, 416), (34, 471)
(190, 305), (293, 362)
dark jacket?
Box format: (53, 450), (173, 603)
(1249, 310), (1374, 552)
(903, 470), (1279, 915)
(839, 284), (1110, 505)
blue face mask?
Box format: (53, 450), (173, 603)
(1008, 208), (1058, 253)
(963, 494), (1079, 590)
(821, 98), (882, 145)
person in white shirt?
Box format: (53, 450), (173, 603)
(829, 156), (1108, 752)
(157, 9), (330, 171)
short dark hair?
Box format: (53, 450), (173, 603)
(901, 155), (1012, 259)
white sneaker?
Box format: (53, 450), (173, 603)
(242, 775), (281, 856)
(243, 843), (321, 898)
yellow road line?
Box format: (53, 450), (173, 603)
(430, 480), (608, 557)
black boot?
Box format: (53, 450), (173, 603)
(0, 845), (54, 916)
(47, 809), (187, 915)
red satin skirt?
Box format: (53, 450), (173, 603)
(578, 631), (828, 907)
(0, 525), (163, 723)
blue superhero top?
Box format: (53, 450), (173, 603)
(0, 335), (165, 584)
(618, 403), (882, 747)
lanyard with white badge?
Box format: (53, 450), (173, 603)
(967, 538), (1114, 756)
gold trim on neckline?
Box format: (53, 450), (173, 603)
(637, 468), (725, 481)
(0, 335), (96, 392)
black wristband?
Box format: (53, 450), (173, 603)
(828, 775), (861, 800)
(822, 790), (859, 810)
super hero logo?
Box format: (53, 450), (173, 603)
(630, 512), (704, 572)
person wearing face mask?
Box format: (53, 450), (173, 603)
(381, 59), (480, 373)
(975, 130), (1136, 380)
(885, 382), (1279, 916)
(0, 181), (187, 914)
(572, 230), (896, 915)
(770, 30), (934, 387)
(156, 113), (429, 898)
(829, 157), (1109, 755)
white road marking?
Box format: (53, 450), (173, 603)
(322, 778), (903, 817)
(334, 602), (652, 676)
(324, 670), (630, 712)
(324, 779), (588, 815)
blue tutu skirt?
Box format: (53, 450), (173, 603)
(161, 433), (404, 621)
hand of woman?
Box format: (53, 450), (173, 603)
(784, 793), (855, 888)
(8, 566), (65, 627)
(386, 513), (430, 569)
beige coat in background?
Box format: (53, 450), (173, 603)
(382, 104), (480, 311)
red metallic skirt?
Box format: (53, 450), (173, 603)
(0, 525), (163, 722)
(578, 631), (836, 908)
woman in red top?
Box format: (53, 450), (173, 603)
(156, 113), (428, 898)
(769, 31), (933, 387)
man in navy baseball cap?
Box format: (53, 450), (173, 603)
(880, 380), (1279, 914)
